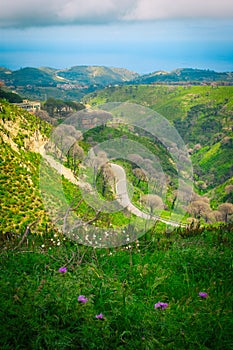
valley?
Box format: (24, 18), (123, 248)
(0, 66), (233, 349)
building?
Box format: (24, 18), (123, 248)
(14, 100), (41, 113)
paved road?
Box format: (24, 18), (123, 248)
(110, 163), (185, 227)
(39, 145), (185, 227)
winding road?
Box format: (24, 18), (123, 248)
(39, 144), (185, 227)
(110, 163), (185, 227)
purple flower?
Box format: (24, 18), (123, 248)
(154, 302), (168, 310)
(95, 313), (104, 319)
(78, 295), (88, 303)
(199, 292), (208, 298)
(58, 267), (67, 273)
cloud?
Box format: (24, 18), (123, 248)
(125, 0), (233, 21)
(1, 0), (233, 28)
(0, 0), (135, 27)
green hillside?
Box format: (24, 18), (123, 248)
(0, 101), (51, 234)
(83, 85), (233, 198)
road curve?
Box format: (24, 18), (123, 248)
(39, 144), (184, 227)
(110, 163), (185, 228)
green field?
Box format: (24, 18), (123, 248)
(0, 223), (232, 349)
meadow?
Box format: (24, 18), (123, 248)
(0, 223), (232, 349)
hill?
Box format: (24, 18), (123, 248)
(83, 85), (233, 204)
(0, 100), (52, 235)
(56, 65), (138, 86)
(0, 65), (139, 101)
(131, 68), (233, 85)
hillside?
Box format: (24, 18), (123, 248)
(0, 101), (52, 235)
(83, 85), (233, 202)
(131, 68), (233, 85)
(0, 65), (139, 101)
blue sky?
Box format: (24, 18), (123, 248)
(1, 0), (233, 73)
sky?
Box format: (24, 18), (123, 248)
(0, 0), (233, 74)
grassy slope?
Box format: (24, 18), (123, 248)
(0, 223), (232, 349)
(83, 85), (233, 199)
(0, 101), (52, 234)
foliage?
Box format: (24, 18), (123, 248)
(0, 87), (23, 103)
(43, 98), (85, 119)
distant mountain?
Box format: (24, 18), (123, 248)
(131, 68), (233, 85)
(56, 65), (139, 85)
(0, 67), (55, 87)
(0, 65), (139, 101)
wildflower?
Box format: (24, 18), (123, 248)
(95, 313), (104, 319)
(154, 302), (168, 310)
(78, 295), (88, 303)
(58, 267), (67, 273)
(199, 292), (208, 298)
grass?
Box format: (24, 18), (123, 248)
(0, 223), (232, 349)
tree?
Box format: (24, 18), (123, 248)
(141, 194), (164, 214)
(71, 142), (84, 174)
(46, 125), (83, 160)
(35, 109), (55, 124)
(100, 164), (115, 196)
(187, 199), (212, 221)
(225, 185), (233, 194)
(133, 168), (147, 186)
(218, 203), (233, 223)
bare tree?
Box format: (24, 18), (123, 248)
(141, 194), (164, 214)
(87, 150), (108, 186)
(70, 142), (84, 174)
(133, 168), (147, 185)
(187, 199), (212, 221)
(49, 125), (83, 159)
(100, 163), (115, 196)
(225, 185), (233, 194)
(218, 203), (233, 223)
(35, 109), (56, 125)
